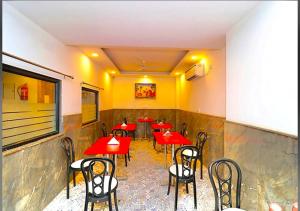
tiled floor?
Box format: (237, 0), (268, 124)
(44, 139), (215, 211)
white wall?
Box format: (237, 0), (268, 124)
(176, 49), (226, 117)
(226, 1), (298, 135)
(3, 2), (113, 115)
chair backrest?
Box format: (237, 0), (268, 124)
(208, 158), (242, 211)
(81, 157), (115, 197)
(60, 137), (75, 164)
(101, 123), (108, 137)
(174, 145), (199, 178)
(111, 129), (128, 137)
(123, 117), (128, 124)
(180, 122), (188, 137)
(196, 131), (208, 154)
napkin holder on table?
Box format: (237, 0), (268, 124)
(108, 137), (120, 145)
(158, 122), (163, 125)
(144, 116), (148, 120)
(121, 123), (127, 127)
(163, 131), (172, 136)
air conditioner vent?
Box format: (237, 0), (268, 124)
(185, 63), (205, 81)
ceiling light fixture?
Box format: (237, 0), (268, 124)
(91, 53), (99, 57)
(191, 55), (198, 61)
(111, 71), (116, 74)
(200, 59), (206, 65)
(144, 75), (148, 78)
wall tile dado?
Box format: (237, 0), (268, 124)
(224, 121), (298, 210)
(2, 135), (66, 211)
(2, 113), (101, 211)
(63, 114), (101, 160)
(176, 110), (225, 167)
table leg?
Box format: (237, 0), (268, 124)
(172, 145), (176, 186)
(106, 154), (110, 174)
(114, 155), (117, 178)
(144, 122), (147, 139)
(165, 144), (167, 168)
(171, 144), (175, 164)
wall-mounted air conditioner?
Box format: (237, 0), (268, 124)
(185, 63), (205, 81)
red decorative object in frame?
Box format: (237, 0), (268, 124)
(135, 83), (156, 98)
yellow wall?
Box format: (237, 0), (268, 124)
(99, 70), (113, 110)
(75, 55), (114, 111)
(112, 76), (176, 109)
(176, 49), (226, 117)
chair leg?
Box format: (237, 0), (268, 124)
(84, 199), (88, 211)
(185, 182), (189, 194)
(125, 155), (127, 167)
(133, 131), (136, 141)
(114, 191), (119, 211)
(167, 173), (172, 195)
(200, 156), (203, 180)
(128, 150), (131, 161)
(73, 171), (76, 187)
(108, 194), (113, 211)
(67, 168), (70, 199)
(193, 179), (197, 209)
(174, 179), (179, 210)
(91, 202), (94, 211)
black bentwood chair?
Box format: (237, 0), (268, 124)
(152, 118), (165, 149)
(167, 145), (199, 210)
(102, 123), (108, 137)
(179, 122), (188, 137)
(122, 117), (128, 124)
(111, 129), (130, 166)
(61, 137), (91, 199)
(81, 157), (118, 211)
(208, 158), (243, 211)
(122, 117), (136, 141)
(183, 131), (208, 179)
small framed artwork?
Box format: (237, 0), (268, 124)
(135, 83), (156, 98)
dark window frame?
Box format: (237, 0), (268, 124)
(2, 64), (60, 151)
(81, 87), (99, 126)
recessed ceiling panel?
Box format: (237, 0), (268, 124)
(103, 48), (187, 73)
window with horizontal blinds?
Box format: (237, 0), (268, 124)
(2, 64), (60, 151)
(82, 87), (98, 125)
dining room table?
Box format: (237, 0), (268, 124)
(112, 123), (137, 140)
(151, 122), (173, 131)
(84, 135), (131, 179)
(153, 131), (192, 168)
(138, 117), (154, 139)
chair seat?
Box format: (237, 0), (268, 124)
(182, 149), (198, 157)
(224, 208), (246, 211)
(71, 159), (91, 169)
(169, 164), (193, 177)
(88, 176), (118, 194)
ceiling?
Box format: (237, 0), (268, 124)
(8, 1), (259, 75)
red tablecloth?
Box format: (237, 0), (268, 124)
(151, 123), (173, 130)
(138, 118), (154, 123)
(112, 123), (137, 131)
(84, 136), (131, 155)
(153, 131), (192, 145)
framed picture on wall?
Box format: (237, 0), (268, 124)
(135, 83), (156, 98)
